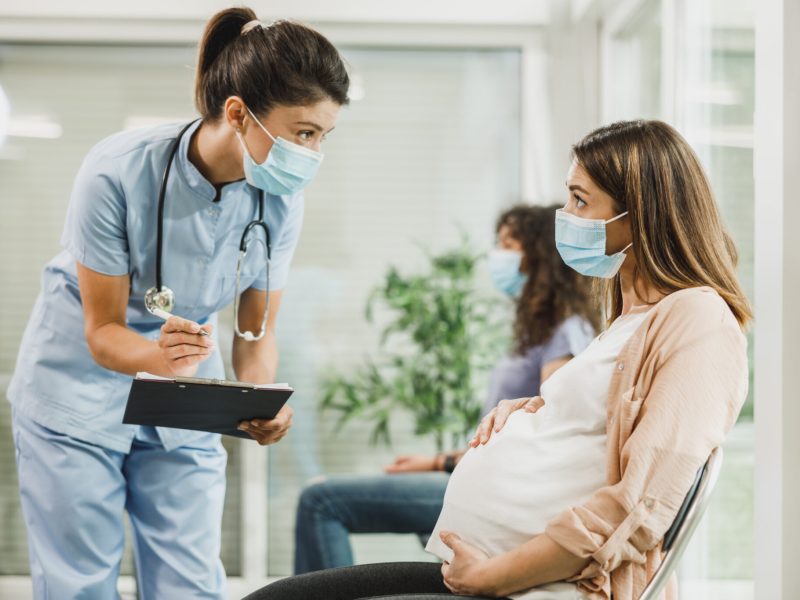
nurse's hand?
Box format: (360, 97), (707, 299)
(468, 396), (545, 447)
(158, 317), (214, 377)
(238, 404), (293, 446)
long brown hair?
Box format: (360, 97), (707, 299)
(195, 7), (350, 120)
(498, 205), (601, 354)
(572, 120), (752, 327)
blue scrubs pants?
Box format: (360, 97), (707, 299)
(12, 409), (228, 599)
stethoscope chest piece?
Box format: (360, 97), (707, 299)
(144, 286), (176, 314)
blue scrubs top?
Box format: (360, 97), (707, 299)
(8, 120), (304, 453)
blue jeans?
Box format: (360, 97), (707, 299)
(294, 472), (450, 574)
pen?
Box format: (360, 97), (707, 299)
(150, 308), (210, 336)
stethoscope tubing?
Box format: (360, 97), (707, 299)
(148, 120), (273, 341)
(154, 120), (271, 292)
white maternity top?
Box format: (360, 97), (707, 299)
(426, 307), (652, 600)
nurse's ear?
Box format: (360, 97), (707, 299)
(223, 96), (247, 132)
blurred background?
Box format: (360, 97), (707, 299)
(0, 0), (783, 598)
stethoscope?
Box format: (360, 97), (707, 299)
(144, 120), (271, 341)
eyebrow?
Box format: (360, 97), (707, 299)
(566, 182), (590, 194)
(294, 120), (335, 134)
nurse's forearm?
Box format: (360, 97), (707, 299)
(232, 328), (278, 383)
(482, 534), (589, 597)
(86, 322), (174, 377)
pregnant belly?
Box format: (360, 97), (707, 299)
(433, 410), (607, 558)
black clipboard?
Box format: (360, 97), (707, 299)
(123, 373), (294, 439)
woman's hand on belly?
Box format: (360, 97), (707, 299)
(439, 531), (499, 597)
(469, 396), (545, 447)
(441, 530), (590, 598)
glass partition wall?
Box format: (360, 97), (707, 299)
(264, 47), (521, 574)
(0, 42), (521, 590)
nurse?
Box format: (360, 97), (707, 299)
(8, 7), (349, 599)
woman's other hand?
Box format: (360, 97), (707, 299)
(468, 396), (545, 447)
(157, 316), (214, 377)
(238, 404), (293, 446)
(385, 454), (437, 473)
(439, 531), (498, 596)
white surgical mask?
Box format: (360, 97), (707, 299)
(554, 209), (632, 278)
(488, 249), (527, 296)
(236, 106), (324, 195)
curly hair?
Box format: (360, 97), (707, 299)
(497, 204), (601, 354)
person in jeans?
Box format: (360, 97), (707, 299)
(293, 204), (600, 574)
(247, 120), (751, 600)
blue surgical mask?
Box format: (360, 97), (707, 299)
(488, 249), (527, 297)
(555, 208), (632, 278)
(236, 106), (324, 195)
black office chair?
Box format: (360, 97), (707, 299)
(638, 447), (724, 600)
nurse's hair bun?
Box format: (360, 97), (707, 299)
(197, 7), (256, 83)
(195, 7), (350, 121)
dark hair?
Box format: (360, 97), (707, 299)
(572, 120), (751, 327)
(195, 7), (350, 120)
(497, 204), (601, 354)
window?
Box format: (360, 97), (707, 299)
(602, 0), (662, 122)
(675, 1), (754, 595)
(602, 0), (755, 596)
(263, 46), (522, 574)
(0, 43), (521, 584)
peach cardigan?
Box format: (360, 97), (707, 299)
(543, 287), (748, 600)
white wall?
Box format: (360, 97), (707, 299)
(0, 0), (551, 25)
(754, 1), (800, 598)
(0, 0), (598, 204)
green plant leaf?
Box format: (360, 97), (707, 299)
(318, 232), (508, 450)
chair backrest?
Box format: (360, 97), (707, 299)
(638, 447), (724, 600)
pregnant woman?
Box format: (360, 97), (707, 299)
(246, 119), (751, 600)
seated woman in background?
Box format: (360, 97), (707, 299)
(247, 120), (751, 600)
(293, 204), (600, 574)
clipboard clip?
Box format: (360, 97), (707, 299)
(174, 376), (256, 389)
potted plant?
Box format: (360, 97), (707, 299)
(320, 237), (507, 452)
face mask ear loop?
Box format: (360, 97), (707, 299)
(245, 106), (277, 143)
(620, 242), (633, 254)
(235, 129), (250, 156)
(605, 210), (629, 224)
